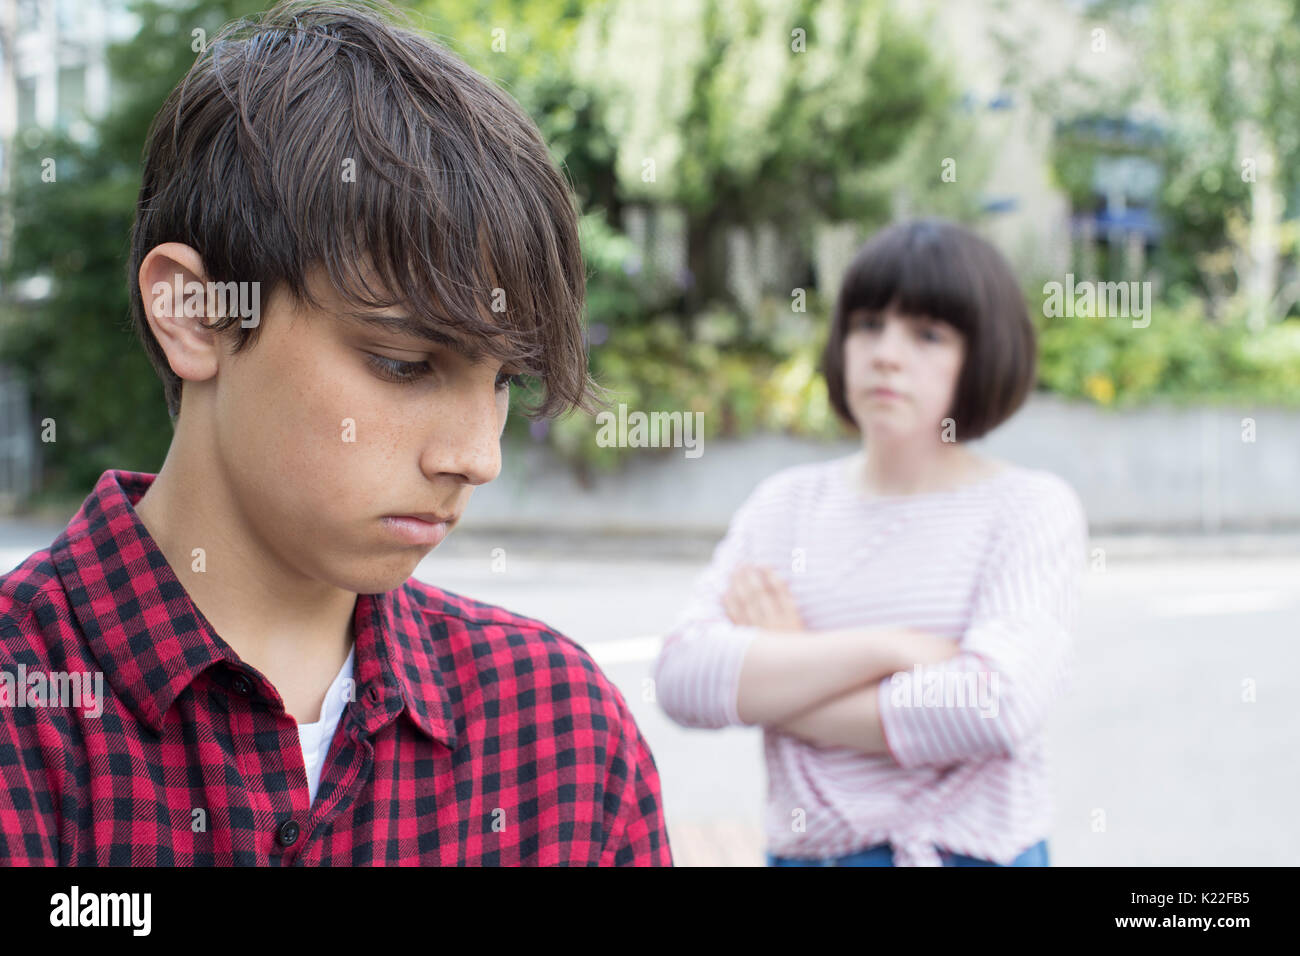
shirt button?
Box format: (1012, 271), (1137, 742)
(366, 685), (382, 704)
(277, 820), (300, 847)
(231, 674), (252, 696)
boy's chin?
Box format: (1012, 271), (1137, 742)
(329, 555), (429, 596)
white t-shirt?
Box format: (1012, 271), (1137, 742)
(296, 644), (356, 805)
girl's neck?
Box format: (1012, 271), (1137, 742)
(852, 444), (1000, 497)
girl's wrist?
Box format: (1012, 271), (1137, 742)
(832, 626), (911, 684)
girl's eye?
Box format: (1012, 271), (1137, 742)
(367, 353), (431, 384)
(495, 371), (523, 391)
(918, 325), (943, 342)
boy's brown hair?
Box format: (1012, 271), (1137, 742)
(820, 218), (1037, 441)
(127, 0), (600, 422)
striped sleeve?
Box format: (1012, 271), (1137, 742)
(878, 477), (1088, 769)
(651, 481), (771, 730)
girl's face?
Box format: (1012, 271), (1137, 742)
(841, 305), (966, 442)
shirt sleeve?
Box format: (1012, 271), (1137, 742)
(0, 662), (61, 865)
(651, 481), (769, 729)
(598, 691), (674, 866)
(877, 477), (1088, 769)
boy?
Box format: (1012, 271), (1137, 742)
(0, 0), (672, 865)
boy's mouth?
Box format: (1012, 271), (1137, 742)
(400, 511), (457, 525)
(381, 515), (452, 547)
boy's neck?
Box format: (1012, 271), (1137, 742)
(133, 440), (357, 721)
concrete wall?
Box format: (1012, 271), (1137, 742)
(459, 394), (1300, 537)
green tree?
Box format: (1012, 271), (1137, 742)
(1, 0), (267, 499)
(409, 0), (623, 222)
(569, 0), (968, 315)
(1133, 0), (1300, 327)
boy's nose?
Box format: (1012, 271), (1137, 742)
(423, 390), (503, 486)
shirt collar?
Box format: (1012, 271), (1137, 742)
(49, 469), (456, 749)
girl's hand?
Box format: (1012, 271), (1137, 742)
(721, 564), (805, 631)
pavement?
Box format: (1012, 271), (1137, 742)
(3, 517), (1298, 866)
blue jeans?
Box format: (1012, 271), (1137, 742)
(766, 839), (1049, 867)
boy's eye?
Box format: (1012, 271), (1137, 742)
(366, 353), (430, 384)
(366, 352), (522, 391)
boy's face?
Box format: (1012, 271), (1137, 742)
(143, 244), (512, 595)
(842, 305), (966, 443)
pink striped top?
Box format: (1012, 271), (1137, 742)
(652, 454), (1088, 866)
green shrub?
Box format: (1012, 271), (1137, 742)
(1031, 286), (1300, 408)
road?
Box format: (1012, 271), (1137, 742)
(417, 532), (1300, 866)
(3, 520), (1297, 865)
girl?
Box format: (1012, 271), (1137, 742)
(653, 218), (1088, 867)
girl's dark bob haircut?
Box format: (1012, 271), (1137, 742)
(820, 218), (1037, 441)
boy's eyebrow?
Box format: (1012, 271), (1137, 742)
(343, 311), (467, 350)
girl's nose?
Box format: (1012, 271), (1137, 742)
(871, 317), (907, 365)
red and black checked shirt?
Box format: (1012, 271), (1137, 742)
(0, 469), (672, 865)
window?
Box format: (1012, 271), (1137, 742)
(17, 0), (43, 36)
(17, 77), (38, 129)
(57, 65), (86, 128)
(55, 0), (79, 35)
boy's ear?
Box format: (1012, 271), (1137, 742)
(139, 242), (222, 388)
